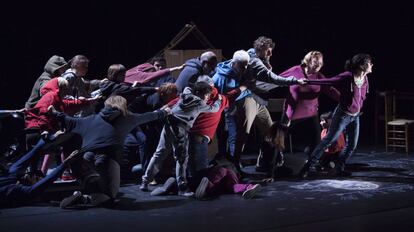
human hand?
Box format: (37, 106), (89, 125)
(47, 105), (57, 114)
(297, 78), (308, 85)
(171, 64), (185, 72)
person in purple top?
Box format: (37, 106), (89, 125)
(279, 51), (340, 160)
(299, 53), (373, 178)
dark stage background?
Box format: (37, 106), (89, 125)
(0, 0), (413, 146)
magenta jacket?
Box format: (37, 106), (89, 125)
(307, 71), (369, 115)
(280, 65), (340, 121)
(125, 63), (171, 84)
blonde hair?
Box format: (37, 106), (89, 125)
(301, 51), (323, 68)
(104, 95), (129, 116)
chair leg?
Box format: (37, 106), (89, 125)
(405, 124), (409, 154)
(385, 124), (389, 152)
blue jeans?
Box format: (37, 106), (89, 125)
(143, 122), (189, 189)
(123, 127), (147, 167)
(309, 107), (360, 171)
(1, 139), (65, 207)
(188, 134), (210, 173)
(225, 114), (237, 157)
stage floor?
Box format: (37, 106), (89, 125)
(2, 149), (414, 232)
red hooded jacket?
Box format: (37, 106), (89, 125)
(25, 78), (92, 132)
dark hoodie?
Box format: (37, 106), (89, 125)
(53, 107), (167, 152)
(175, 58), (205, 93)
(25, 56), (68, 109)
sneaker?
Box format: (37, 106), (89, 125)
(140, 180), (149, 191)
(151, 177), (176, 196)
(242, 184), (261, 199)
(149, 180), (158, 186)
(90, 193), (111, 206)
(195, 177), (209, 200)
(60, 191), (84, 209)
(131, 164), (142, 174)
(178, 190), (194, 197)
(61, 170), (76, 181)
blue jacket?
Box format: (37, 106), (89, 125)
(212, 60), (251, 102)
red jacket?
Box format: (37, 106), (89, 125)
(125, 63), (170, 84)
(25, 89), (90, 132)
(190, 87), (241, 140)
(166, 87), (241, 140)
(40, 77), (59, 95)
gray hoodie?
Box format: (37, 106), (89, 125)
(25, 55), (68, 109)
(171, 87), (221, 130)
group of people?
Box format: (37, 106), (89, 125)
(0, 36), (373, 209)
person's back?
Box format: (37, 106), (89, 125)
(175, 51), (217, 92)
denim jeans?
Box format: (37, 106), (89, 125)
(143, 122), (189, 188)
(225, 114), (237, 157)
(1, 139), (66, 207)
(188, 134), (210, 173)
(309, 107), (360, 171)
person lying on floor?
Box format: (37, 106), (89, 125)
(194, 158), (261, 200)
(150, 158), (261, 200)
(0, 131), (79, 208)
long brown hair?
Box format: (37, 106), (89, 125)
(265, 122), (288, 150)
(104, 95), (129, 116)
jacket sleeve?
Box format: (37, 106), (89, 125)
(308, 74), (346, 86)
(198, 98), (222, 113)
(252, 59), (298, 86)
(128, 110), (167, 127)
(51, 110), (79, 132)
(126, 69), (170, 84)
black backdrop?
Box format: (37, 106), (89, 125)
(1, 0), (412, 146)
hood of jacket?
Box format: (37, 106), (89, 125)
(99, 106), (122, 123)
(179, 87), (203, 110)
(44, 55), (68, 76)
(185, 58), (203, 72)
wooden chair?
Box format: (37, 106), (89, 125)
(385, 90), (414, 154)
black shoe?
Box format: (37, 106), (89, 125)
(60, 191), (84, 209)
(299, 162), (319, 178)
(140, 180), (149, 191)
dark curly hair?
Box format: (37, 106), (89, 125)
(254, 36), (275, 52)
(344, 53), (372, 73)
